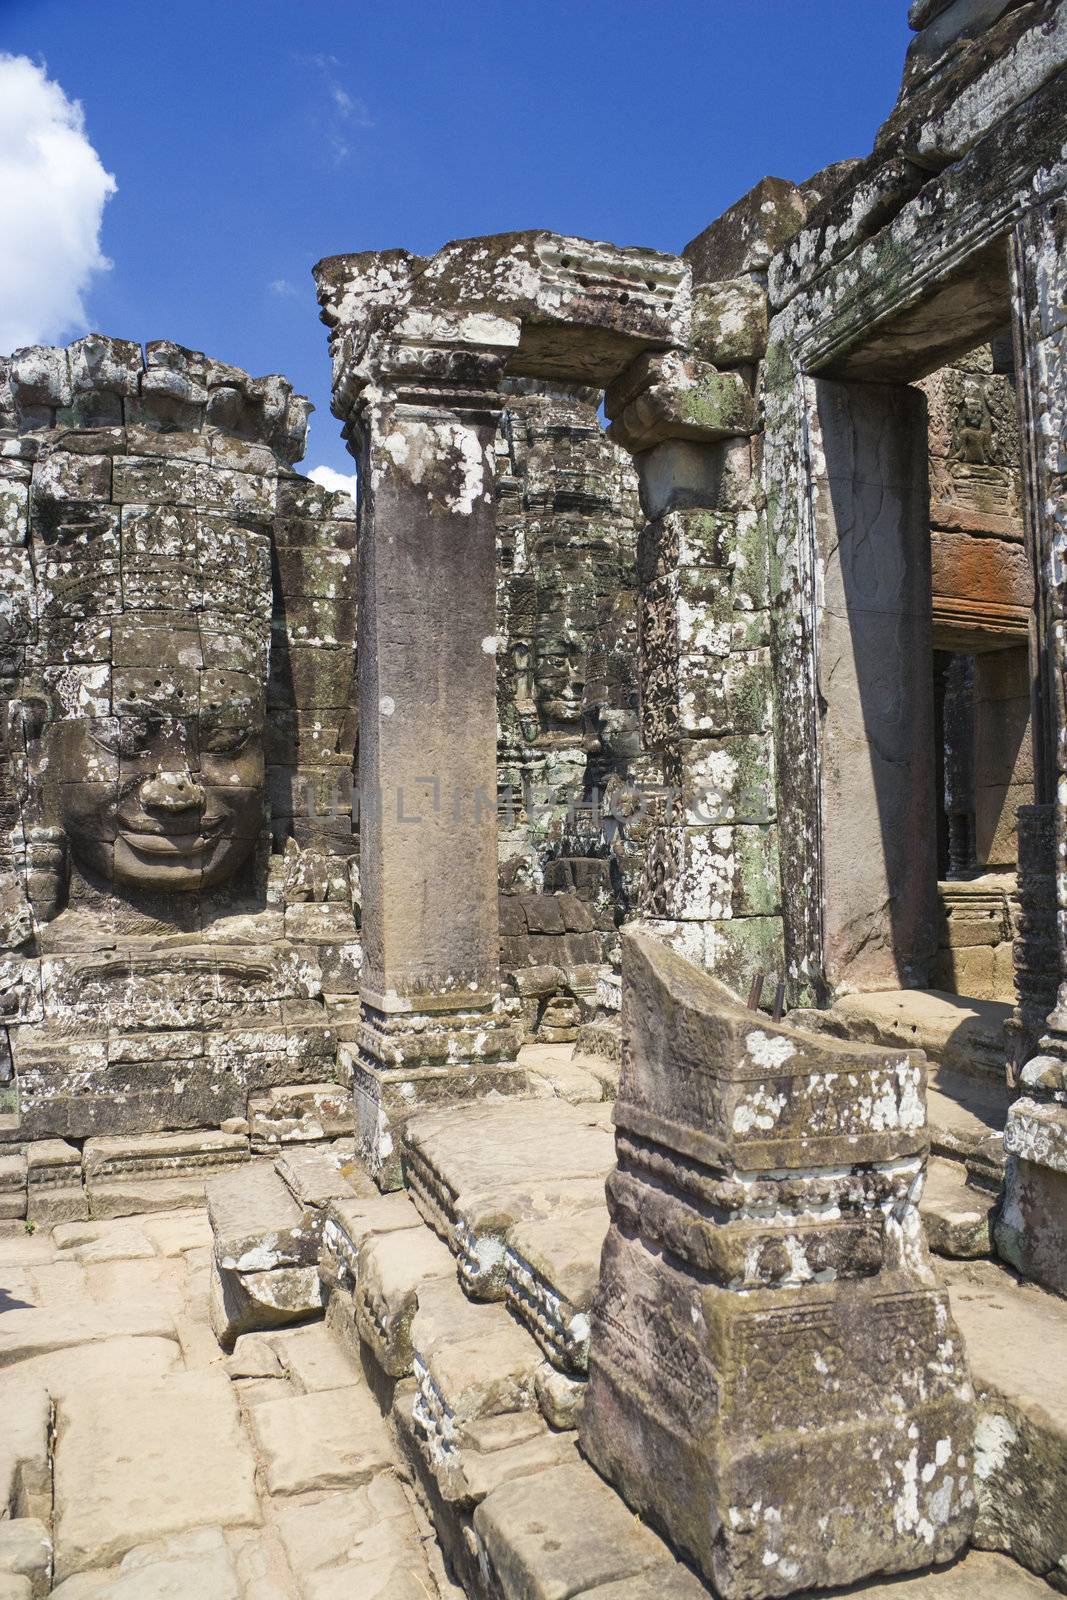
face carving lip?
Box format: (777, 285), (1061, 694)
(117, 823), (222, 856)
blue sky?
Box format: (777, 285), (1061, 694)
(1, 1), (912, 477)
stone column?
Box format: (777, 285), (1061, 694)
(313, 260), (526, 1185)
(998, 201), (1067, 1290)
(315, 232), (689, 1186)
(605, 335), (784, 995)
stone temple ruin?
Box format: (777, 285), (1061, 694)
(2, 4), (1067, 1598)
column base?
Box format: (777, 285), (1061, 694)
(582, 1228), (975, 1599)
(340, 1000), (525, 1190)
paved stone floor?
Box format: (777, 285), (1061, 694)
(0, 1207), (458, 1598)
(2, 1144), (1063, 1598)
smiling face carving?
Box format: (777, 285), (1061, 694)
(47, 658), (266, 893)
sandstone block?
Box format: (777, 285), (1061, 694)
(505, 1199), (608, 1373)
(943, 1257), (1067, 1587)
(921, 1157), (993, 1257)
(273, 1472), (418, 1584)
(355, 1224), (455, 1377)
(691, 279), (769, 365)
(474, 1460), (675, 1600)
(0, 1383), (51, 1521)
(581, 931), (974, 1597)
(683, 176), (808, 282)
(997, 1099), (1067, 1296)
(319, 1188), (423, 1295)
(52, 1371), (260, 1580)
(207, 1163), (316, 1272)
(25, 1140), (85, 1226)
(248, 1384), (393, 1496)
(0, 1522), (50, 1600)
(266, 1320), (362, 1393)
(402, 1098), (613, 1298)
(209, 1257), (323, 1351)
(535, 1361), (587, 1431)
(411, 1272), (541, 1448)
(0, 1303), (175, 1369)
(52, 1527), (242, 1599)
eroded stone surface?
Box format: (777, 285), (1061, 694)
(581, 932), (975, 1599)
(53, 1371), (260, 1579)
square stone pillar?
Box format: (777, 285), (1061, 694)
(604, 349), (784, 992)
(999, 202), (1067, 1286)
(581, 929), (975, 1598)
(315, 233), (690, 1186)
(315, 291), (527, 1184)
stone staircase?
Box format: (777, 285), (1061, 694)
(198, 1040), (1067, 1599)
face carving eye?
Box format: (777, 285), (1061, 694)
(201, 723), (252, 756)
(90, 716), (155, 760)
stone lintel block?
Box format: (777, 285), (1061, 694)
(768, 156), (927, 311)
(691, 278), (769, 365)
(683, 176), (809, 284)
(605, 351), (756, 454)
(314, 230), (691, 395)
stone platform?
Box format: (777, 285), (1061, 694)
(2, 1043), (1065, 1598)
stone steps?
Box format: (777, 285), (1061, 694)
(195, 1039), (1067, 1600)
(310, 1081), (1067, 1600)
(921, 1155), (995, 1258)
(206, 1144), (372, 1349)
(940, 1257), (1067, 1590)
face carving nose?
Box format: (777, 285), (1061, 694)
(140, 769), (206, 812)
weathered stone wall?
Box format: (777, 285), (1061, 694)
(0, 336), (360, 1139)
(493, 379), (644, 892)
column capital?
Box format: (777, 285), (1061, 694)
(314, 231), (690, 428)
(603, 349), (757, 454)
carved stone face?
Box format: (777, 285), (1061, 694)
(37, 663), (265, 895)
(535, 632), (586, 728)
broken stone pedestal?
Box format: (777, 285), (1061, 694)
(997, 1082), (1067, 1297)
(581, 930), (975, 1600)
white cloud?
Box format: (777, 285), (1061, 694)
(302, 54), (372, 166)
(269, 277), (301, 299)
(0, 54), (117, 355)
(308, 464), (359, 500)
